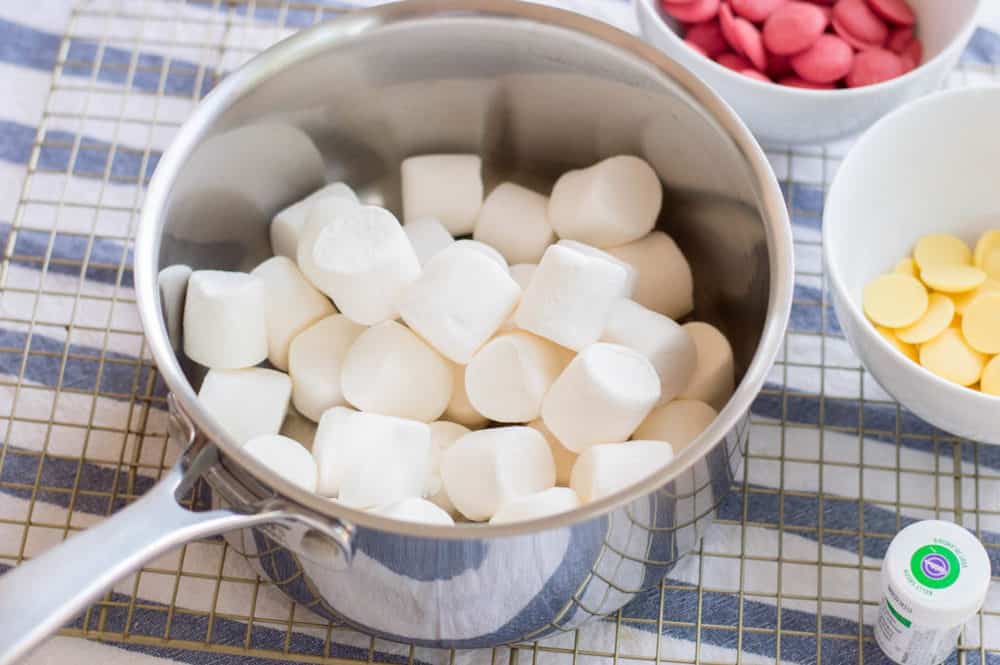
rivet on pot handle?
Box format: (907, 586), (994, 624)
(0, 396), (353, 665)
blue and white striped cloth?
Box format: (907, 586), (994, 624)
(2, 2), (1000, 665)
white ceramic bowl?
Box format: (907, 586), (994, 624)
(635, 0), (983, 145)
(824, 86), (1000, 444)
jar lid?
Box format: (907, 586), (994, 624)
(883, 520), (991, 628)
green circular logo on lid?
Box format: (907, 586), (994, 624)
(910, 544), (960, 589)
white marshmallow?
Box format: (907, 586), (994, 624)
(528, 419), (577, 487)
(430, 421), (471, 453)
(490, 487), (581, 524)
(288, 314), (365, 421)
(549, 156), (662, 248)
(198, 368), (291, 444)
(341, 320), (453, 422)
(426, 420), (471, 513)
(340, 440), (432, 510)
(557, 240), (638, 295)
(297, 197), (420, 325)
(251, 256), (336, 370)
(158, 264), (191, 352)
(679, 322), (735, 411)
(243, 434), (318, 492)
(541, 343), (661, 453)
(441, 426), (555, 521)
(271, 182), (358, 259)
(448, 239), (508, 271)
(401, 154), (483, 235)
(509, 264), (537, 290)
(499, 264), (537, 332)
(607, 231), (694, 319)
(400, 247), (521, 364)
(443, 363), (488, 429)
(312, 407), (431, 506)
(601, 299), (696, 405)
(473, 183), (555, 264)
(279, 406), (318, 450)
(183, 270), (268, 369)
(514, 244), (630, 351)
(465, 332), (571, 423)
(634, 400), (718, 453)
(403, 217), (454, 266)
(570, 440), (675, 503)
(311, 407), (361, 496)
(372, 498), (455, 526)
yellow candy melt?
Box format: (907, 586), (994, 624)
(982, 356), (1000, 396)
(896, 293), (955, 344)
(961, 293), (1000, 355)
(952, 279), (1000, 316)
(973, 229), (1000, 268)
(894, 258), (917, 277)
(914, 234), (972, 270)
(919, 328), (987, 387)
(983, 249), (1000, 281)
(876, 326), (918, 362)
(920, 264), (987, 293)
(870, 231), (1000, 398)
(864, 274), (929, 328)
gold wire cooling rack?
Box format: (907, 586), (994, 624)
(1, 1), (999, 664)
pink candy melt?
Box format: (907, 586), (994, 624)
(866, 0), (915, 26)
(762, 2), (829, 55)
(780, 75), (835, 89)
(847, 48), (904, 86)
(767, 51), (794, 78)
(832, 0), (889, 48)
(731, 0), (786, 23)
(716, 52), (754, 70)
(900, 37), (922, 70)
(790, 34), (854, 83)
(887, 26), (914, 53)
(660, 0), (721, 23)
(686, 20), (730, 56)
(687, 41), (709, 56)
(831, 16), (879, 51)
(719, 3), (741, 52)
(664, 0), (919, 89)
(733, 17), (769, 70)
(740, 68), (772, 81)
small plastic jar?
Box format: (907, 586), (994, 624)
(876, 520), (991, 665)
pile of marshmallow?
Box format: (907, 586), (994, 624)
(665, 0), (922, 89)
(175, 154), (735, 526)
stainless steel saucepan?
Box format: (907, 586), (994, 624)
(0, 1), (793, 660)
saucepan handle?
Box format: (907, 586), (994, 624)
(0, 439), (299, 664)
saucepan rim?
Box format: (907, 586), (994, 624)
(134, 0), (794, 539)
